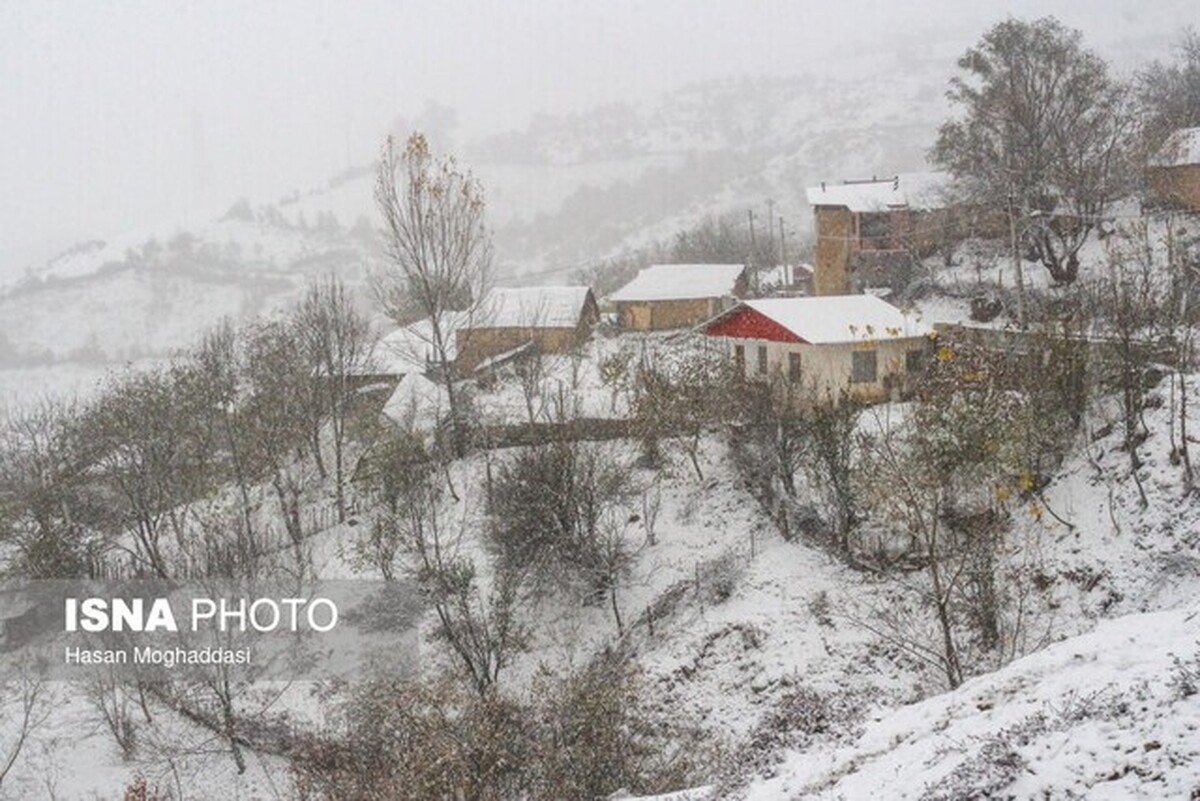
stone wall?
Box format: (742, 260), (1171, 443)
(813, 206), (854, 296)
(456, 325), (585, 371)
(617, 298), (718, 331)
(1147, 165), (1200, 212)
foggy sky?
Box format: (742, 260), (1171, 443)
(1, 0), (1194, 277)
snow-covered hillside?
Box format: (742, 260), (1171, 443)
(741, 604), (1200, 800)
(725, 370), (1200, 799)
(6, 384), (1198, 798)
(0, 211), (381, 411)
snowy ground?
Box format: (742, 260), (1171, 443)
(0, 680), (291, 800)
(6, 359), (1200, 799)
(742, 603), (1200, 800)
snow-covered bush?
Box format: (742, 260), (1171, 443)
(713, 687), (861, 796)
(487, 440), (636, 602)
(696, 551), (744, 604)
(292, 657), (712, 801)
(919, 718), (1040, 800)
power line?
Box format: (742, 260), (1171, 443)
(493, 201), (1169, 285)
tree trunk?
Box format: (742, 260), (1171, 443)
(610, 584), (624, 636)
(925, 520), (963, 689)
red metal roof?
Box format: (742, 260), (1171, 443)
(703, 305), (806, 343)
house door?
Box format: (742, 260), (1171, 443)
(630, 305), (652, 330)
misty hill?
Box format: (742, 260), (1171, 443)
(282, 65), (952, 272)
(0, 209), (378, 369)
(0, 60), (951, 399)
(472, 67), (947, 270)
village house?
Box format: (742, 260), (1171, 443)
(702, 294), (933, 403)
(805, 172), (952, 296)
(1145, 127), (1200, 212)
(455, 286), (600, 371)
(368, 286), (600, 380)
(610, 263), (747, 331)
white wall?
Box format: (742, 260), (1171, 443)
(723, 335), (925, 401)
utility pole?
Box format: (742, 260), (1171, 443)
(748, 208), (758, 266)
(766, 198), (777, 267)
(778, 217), (787, 285)
(748, 209), (759, 296)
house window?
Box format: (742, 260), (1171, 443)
(905, 348), (926, 374)
(788, 352), (802, 383)
(851, 350), (877, 384)
(757, 345), (768, 376)
(734, 345), (745, 377)
(859, 213), (892, 250)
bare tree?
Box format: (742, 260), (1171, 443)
(293, 276), (374, 523)
(1137, 28), (1200, 151)
(292, 656), (709, 800)
(599, 347), (636, 415)
(0, 669), (51, 790)
(633, 349), (738, 481)
(373, 132), (493, 456)
(351, 427), (428, 581)
(292, 677), (531, 800)
(1162, 225), (1200, 491)
(800, 391), (862, 555)
(932, 16), (1136, 285)
(193, 320), (259, 543)
(671, 209), (775, 273)
(244, 319), (325, 558)
(487, 440), (635, 604)
(530, 653), (710, 799)
(87, 667), (139, 760)
(394, 464), (525, 696)
(83, 364), (220, 578)
(507, 298), (556, 425)
(729, 380), (860, 555)
(0, 398), (94, 578)
(858, 347), (1033, 688)
(585, 508), (641, 635)
(1086, 223), (1172, 507)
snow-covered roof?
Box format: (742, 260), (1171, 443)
(368, 285), (593, 374)
(805, 172), (952, 213)
(372, 310), (473, 374)
(1150, 127), (1200, 168)
(381, 372), (448, 430)
(474, 286), (593, 328)
(609, 264), (745, 302)
(737, 295), (932, 344)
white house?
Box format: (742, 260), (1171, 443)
(702, 295), (934, 402)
